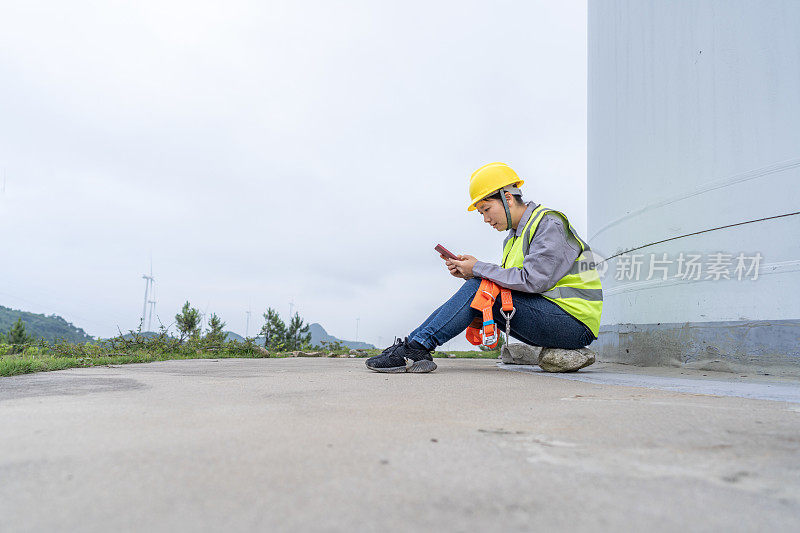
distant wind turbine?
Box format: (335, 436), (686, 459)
(141, 261), (155, 331)
(245, 305), (252, 337)
(201, 302), (210, 332)
(147, 280), (157, 332)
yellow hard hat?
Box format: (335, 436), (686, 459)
(467, 162), (524, 211)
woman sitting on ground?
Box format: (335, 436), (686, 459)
(366, 162), (603, 373)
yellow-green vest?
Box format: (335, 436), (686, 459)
(501, 204), (603, 337)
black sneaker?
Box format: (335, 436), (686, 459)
(365, 337), (437, 373)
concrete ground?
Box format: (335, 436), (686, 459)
(1, 358), (799, 533)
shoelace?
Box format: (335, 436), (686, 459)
(380, 337), (405, 357)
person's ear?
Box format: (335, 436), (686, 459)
(504, 191), (513, 204)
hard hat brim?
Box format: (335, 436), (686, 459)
(467, 180), (524, 211)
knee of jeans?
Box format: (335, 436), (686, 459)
(461, 277), (482, 294)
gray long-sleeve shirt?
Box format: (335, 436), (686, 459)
(472, 201), (581, 293)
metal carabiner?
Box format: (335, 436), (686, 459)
(502, 308), (516, 343)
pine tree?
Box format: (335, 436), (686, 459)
(260, 308), (286, 352)
(175, 301), (201, 342)
(286, 312), (311, 350)
(7, 318), (30, 353)
(8, 317), (30, 345)
(205, 313), (228, 345)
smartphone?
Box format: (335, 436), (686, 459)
(435, 244), (459, 261)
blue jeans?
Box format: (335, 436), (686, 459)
(409, 277), (596, 350)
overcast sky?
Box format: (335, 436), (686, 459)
(0, 0), (587, 350)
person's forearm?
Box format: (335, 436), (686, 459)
(472, 261), (551, 292)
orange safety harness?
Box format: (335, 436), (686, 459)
(465, 279), (515, 349)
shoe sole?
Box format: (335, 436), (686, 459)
(365, 364), (407, 373)
(408, 359), (437, 373)
(365, 359), (437, 373)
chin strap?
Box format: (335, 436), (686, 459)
(500, 189), (513, 230)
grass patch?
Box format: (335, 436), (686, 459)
(0, 343), (493, 377)
(0, 351), (262, 377)
(0, 357), (47, 376)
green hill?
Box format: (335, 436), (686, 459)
(308, 323), (375, 350)
(224, 331), (245, 342)
(251, 323), (375, 350)
(0, 305), (94, 343)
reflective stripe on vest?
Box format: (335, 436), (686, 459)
(540, 286), (603, 301)
(501, 206), (603, 338)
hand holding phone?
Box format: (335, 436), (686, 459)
(435, 244), (459, 261)
(436, 244), (476, 279)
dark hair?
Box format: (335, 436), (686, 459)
(484, 191), (525, 207)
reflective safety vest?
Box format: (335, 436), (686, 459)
(501, 204), (603, 337)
